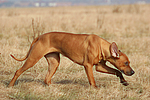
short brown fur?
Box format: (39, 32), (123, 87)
(8, 32), (134, 87)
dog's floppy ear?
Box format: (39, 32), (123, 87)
(110, 42), (120, 58)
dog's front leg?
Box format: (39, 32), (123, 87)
(95, 60), (129, 86)
(84, 63), (96, 87)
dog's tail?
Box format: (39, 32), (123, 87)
(10, 37), (39, 61)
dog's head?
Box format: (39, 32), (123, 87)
(108, 42), (135, 76)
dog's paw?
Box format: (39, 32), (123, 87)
(90, 85), (98, 89)
(121, 81), (129, 86)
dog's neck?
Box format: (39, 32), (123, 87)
(100, 40), (112, 61)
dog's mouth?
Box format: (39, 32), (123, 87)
(121, 70), (135, 76)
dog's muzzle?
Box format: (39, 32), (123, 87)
(121, 70), (135, 76)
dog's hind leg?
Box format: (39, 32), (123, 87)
(44, 52), (60, 85)
(8, 41), (50, 87)
(8, 56), (43, 87)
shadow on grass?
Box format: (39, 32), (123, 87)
(2, 78), (46, 87)
(2, 78), (89, 87)
(2, 76), (117, 88)
(55, 80), (73, 84)
(55, 79), (90, 87)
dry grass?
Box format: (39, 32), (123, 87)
(0, 4), (150, 100)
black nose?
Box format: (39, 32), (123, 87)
(130, 70), (135, 75)
(126, 70), (135, 76)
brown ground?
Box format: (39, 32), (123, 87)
(0, 4), (150, 100)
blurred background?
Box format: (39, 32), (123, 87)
(0, 0), (149, 7)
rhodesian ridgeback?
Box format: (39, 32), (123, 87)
(8, 32), (134, 87)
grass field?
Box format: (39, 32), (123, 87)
(0, 4), (150, 100)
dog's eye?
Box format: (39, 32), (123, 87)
(125, 62), (129, 66)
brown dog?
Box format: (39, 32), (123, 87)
(8, 32), (134, 87)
